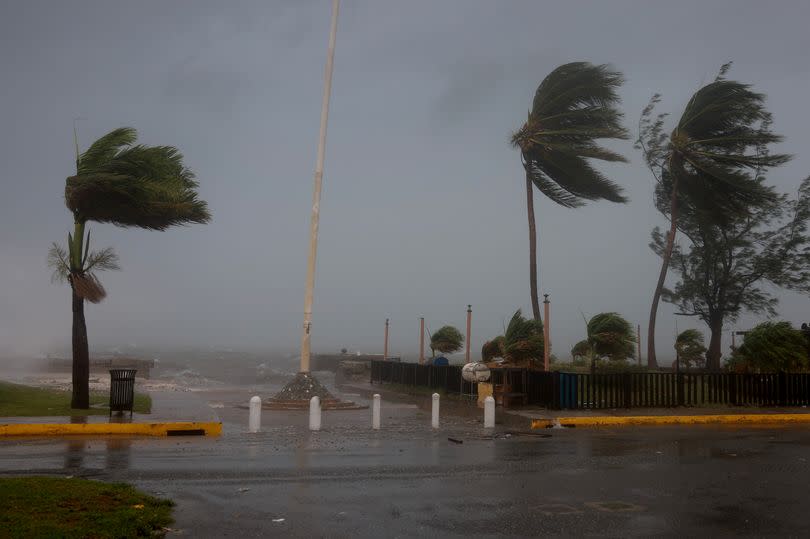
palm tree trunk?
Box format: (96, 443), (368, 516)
(647, 175), (679, 369)
(526, 175), (541, 321)
(71, 284), (90, 409)
(706, 316), (724, 371)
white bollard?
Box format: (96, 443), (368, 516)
(309, 396), (321, 431)
(248, 395), (262, 433)
(372, 394), (381, 430)
(484, 396), (495, 428)
(431, 393), (440, 429)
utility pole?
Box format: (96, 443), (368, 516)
(465, 305), (472, 364)
(419, 317), (425, 364)
(383, 318), (389, 360)
(299, 0), (340, 374)
(543, 294), (551, 371)
(637, 324), (642, 367)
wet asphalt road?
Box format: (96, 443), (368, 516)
(2, 404), (810, 538)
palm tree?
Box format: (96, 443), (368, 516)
(583, 312), (636, 372)
(502, 309), (544, 366)
(637, 64), (790, 368)
(511, 62), (629, 320)
(429, 325), (464, 357)
(49, 127), (210, 408)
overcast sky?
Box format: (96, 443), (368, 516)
(1, 0), (808, 362)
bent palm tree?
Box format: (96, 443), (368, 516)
(638, 65), (789, 368)
(50, 127), (210, 408)
(512, 62), (629, 321)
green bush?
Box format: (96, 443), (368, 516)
(675, 329), (707, 370)
(587, 312), (636, 361)
(728, 321), (808, 372)
(481, 336), (504, 362)
(430, 325), (464, 356)
(503, 310), (544, 364)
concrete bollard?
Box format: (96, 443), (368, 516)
(309, 396), (321, 431)
(431, 393), (440, 429)
(372, 394), (381, 430)
(248, 395), (262, 433)
(484, 396), (495, 428)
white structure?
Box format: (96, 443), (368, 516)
(462, 362), (491, 382)
(431, 393), (440, 429)
(309, 396), (322, 431)
(484, 396), (495, 428)
(248, 395), (262, 433)
(372, 394), (381, 430)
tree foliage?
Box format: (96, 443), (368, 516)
(481, 336), (505, 362)
(66, 128), (210, 230)
(571, 340), (590, 360)
(675, 329), (707, 370)
(502, 310), (545, 365)
(637, 65), (789, 224)
(652, 176), (810, 367)
(728, 321), (808, 373)
(586, 312), (636, 362)
(430, 326), (464, 356)
(512, 62), (630, 208)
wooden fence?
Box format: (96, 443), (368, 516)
(370, 360), (810, 409)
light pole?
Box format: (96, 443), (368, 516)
(465, 305), (472, 364)
(383, 318), (389, 360)
(543, 294), (551, 371)
(419, 317), (425, 364)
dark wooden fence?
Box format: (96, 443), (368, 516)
(370, 360), (810, 409)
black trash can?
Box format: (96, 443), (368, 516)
(109, 369), (137, 417)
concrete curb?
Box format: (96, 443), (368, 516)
(531, 414), (810, 429)
(0, 421), (222, 437)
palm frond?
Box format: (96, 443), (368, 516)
(77, 127), (136, 175)
(84, 246), (120, 273)
(513, 62), (630, 208)
(47, 242), (70, 283)
(529, 151), (628, 203)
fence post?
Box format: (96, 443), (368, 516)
(677, 372), (685, 407)
(623, 373), (631, 409)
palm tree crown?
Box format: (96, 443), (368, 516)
(650, 79), (790, 220)
(512, 62), (630, 207)
(65, 127), (210, 230)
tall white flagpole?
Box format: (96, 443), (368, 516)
(300, 0), (340, 373)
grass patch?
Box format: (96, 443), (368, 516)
(0, 477), (173, 538)
(0, 381), (151, 417)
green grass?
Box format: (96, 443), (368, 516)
(0, 381), (151, 417)
(0, 477), (173, 538)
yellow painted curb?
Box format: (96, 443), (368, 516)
(531, 414), (810, 429)
(0, 421), (222, 437)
